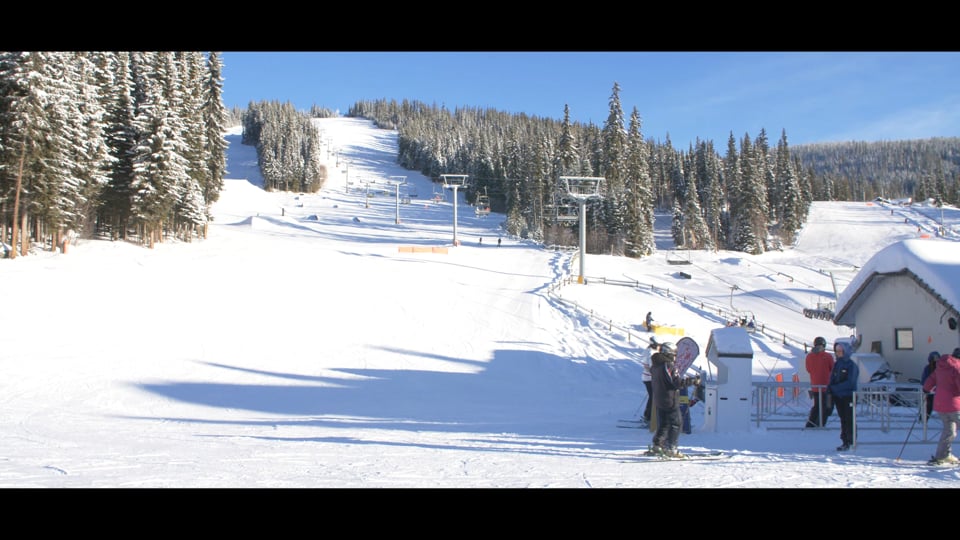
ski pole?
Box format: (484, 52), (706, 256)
(896, 414), (919, 462)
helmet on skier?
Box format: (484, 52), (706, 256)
(814, 336), (826, 348)
(659, 342), (676, 357)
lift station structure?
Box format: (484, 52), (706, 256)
(560, 176), (604, 284)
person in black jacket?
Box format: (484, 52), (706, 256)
(921, 351), (940, 421)
(646, 342), (700, 458)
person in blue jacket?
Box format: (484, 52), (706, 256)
(678, 381), (701, 434)
(828, 340), (860, 451)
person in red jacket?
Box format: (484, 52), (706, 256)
(805, 336), (835, 428)
(922, 348), (960, 465)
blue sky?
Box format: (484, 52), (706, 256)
(220, 51), (960, 149)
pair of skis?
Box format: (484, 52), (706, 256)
(626, 449), (727, 462)
(617, 418), (648, 429)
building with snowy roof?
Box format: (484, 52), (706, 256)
(833, 238), (960, 379)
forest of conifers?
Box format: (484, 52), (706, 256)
(3, 52), (958, 260)
(0, 51), (229, 257)
(341, 91), (960, 256)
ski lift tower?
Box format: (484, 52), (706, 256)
(389, 176), (407, 224)
(441, 174), (469, 246)
(561, 176), (604, 284)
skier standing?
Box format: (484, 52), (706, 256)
(828, 340), (859, 451)
(641, 343), (655, 426)
(920, 351), (939, 421)
(678, 382), (700, 434)
(922, 348), (960, 465)
(805, 336), (835, 428)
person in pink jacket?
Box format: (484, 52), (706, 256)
(922, 348), (960, 465)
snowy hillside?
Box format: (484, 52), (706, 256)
(0, 117), (958, 489)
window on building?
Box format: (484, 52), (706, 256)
(894, 328), (914, 350)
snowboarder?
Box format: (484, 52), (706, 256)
(647, 342), (701, 458)
(645, 311), (653, 331)
(497, 237), (501, 247)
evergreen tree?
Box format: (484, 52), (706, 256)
(63, 52), (112, 238)
(98, 51), (139, 240)
(681, 173), (710, 249)
(795, 155), (814, 208)
(662, 141), (685, 246)
(0, 52), (78, 253)
(176, 51), (211, 237)
(949, 174), (960, 206)
(503, 135), (526, 237)
(755, 128), (778, 222)
(624, 107), (655, 257)
(670, 197), (683, 246)
(775, 130), (804, 246)
(698, 140), (725, 251)
(202, 52), (228, 209)
(557, 104), (578, 176)
(129, 58), (191, 247)
(600, 82), (628, 252)
(730, 134), (768, 254)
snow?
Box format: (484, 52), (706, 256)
(2, 117), (960, 489)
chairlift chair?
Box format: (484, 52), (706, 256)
(555, 202), (579, 222)
(475, 187), (491, 216)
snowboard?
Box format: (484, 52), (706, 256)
(675, 336), (700, 376)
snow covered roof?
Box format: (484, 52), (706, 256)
(706, 326), (754, 358)
(834, 238), (960, 326)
